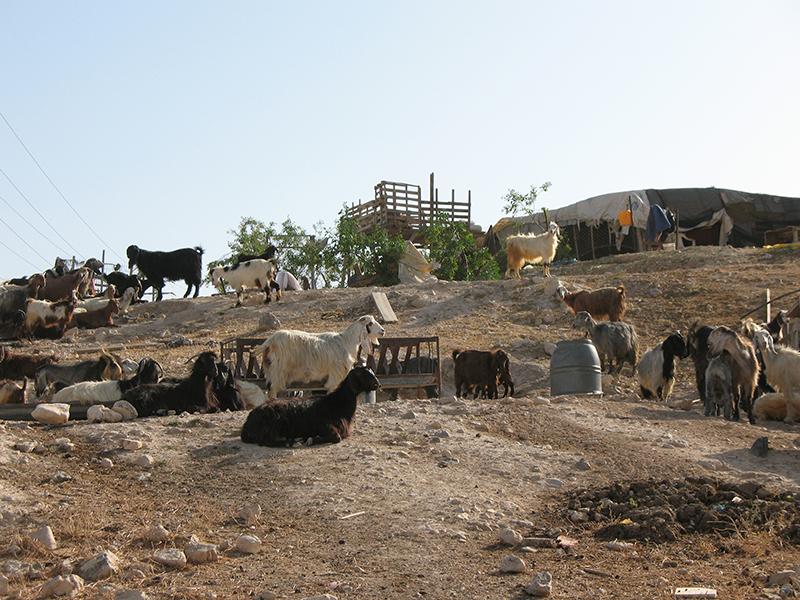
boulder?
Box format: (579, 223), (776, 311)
(185, 537), (218, 564)
(78, 551), (120, 582)
(112, 400), (138, 420)
(38, 574), (84, 598)
(31, 403), (70, 426)
(153, 549), (187, 569)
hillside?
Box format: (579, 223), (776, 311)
(2, 245), (800, 600)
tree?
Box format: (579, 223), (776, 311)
(502, 182), (552, 220)
(425, 214), (500, 281)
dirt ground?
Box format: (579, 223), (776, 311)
(3, 245), (800, 599)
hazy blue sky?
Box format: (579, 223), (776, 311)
(1, 1), (798, 286)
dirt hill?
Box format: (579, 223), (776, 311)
(2, 245), (800, 599)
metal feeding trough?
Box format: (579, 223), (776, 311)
(549, 338), (603, 396)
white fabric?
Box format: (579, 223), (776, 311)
(275, 270), (302, 291)
(398, 241), (439, 284)
(678, 208), (733, 246)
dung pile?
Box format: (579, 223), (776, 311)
(564, 477), (800, 543)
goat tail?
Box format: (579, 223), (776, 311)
(195, 246), (205, 255)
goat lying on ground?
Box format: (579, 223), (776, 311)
(638, 332), (688, 401)
(752, 392), (789, 422)
(505, 222), (560, 278)
(127, 244), (204, 301)
(76, 285), (116, 311)
(25, 294), (77, 338)
(104, 272), (144, 299)
(0, 274), (46, 321)
(240, 365), (380, 447)
(41, 268), (91, 301)
(452, 349), (513, 399)
(121, 352), (219, 417)
(259, 315), (385, 399)
(705, 351), (734, 419)
(753, 330), (800, 423)
(561, 285), (626, 322)
(52, 358), (163, 405)
(0, 379), (27, 404)
(707, 326), (759, 424)
(573, 311), (638, 375)
(212, 360), (246, 411)
(35, 352), (123, 396)
(68, 298), (120, 329)
(0, 347), (57, 379)
(210, 259), (281, 307)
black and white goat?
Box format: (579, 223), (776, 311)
(240, 365), (380, 447)
(637, 332), (688, 401)
(52, 358), (163, 404)
(127, 244), (204, 301)
(121, 351), (219, 417)
(210, 259), (281, 307)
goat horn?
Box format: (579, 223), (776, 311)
(184, 352), (204, 364)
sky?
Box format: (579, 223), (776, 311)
(1, 1), (799, 290)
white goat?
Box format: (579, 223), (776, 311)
(505, 222), (560, 278)
(259, 315), (385, 399)
(52, 358), (163, 405)
(77, 287), (137, 314)
(752, 392), (789, 422)
(753, 330), (800, 423)
(211, 259), (281, 307)
(236, 379), (267, 408)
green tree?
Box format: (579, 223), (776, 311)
(502, 182), (552, 220)
(425, 214), (500, 281)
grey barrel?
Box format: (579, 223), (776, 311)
(550, 338), (603, 396)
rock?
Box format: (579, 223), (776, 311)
(674, 589), (718, 599)
(543, 278), (566, 298)
(532, 397), (551, 406)
(142, 524), (170, 542)
(53, 438), (74, 453)
(432, 429), (450, 438)
(31, 403), (70, 426)
(544, 478), (563, 488)
(115, 591), (149, 600)
(606, 540), (633, 551)
(185, 537), (218, 564)
(769, 571), (798, 586)
(542, 342), (557, 356)
(38, 574), (84, 598)
(122, 439), (143, 451)
(752, 437), (770, 458)
(79, 551), (120, 581)
(574, 458), (591, 471)
(256, 592), (277, 600)
(112, 400), (138, 420)
(51, 471), (72, 484)
(258, 312), (281, 330)
(153, 549), (187, 569)
(401, 411), (417, 419)
(235, 534), (262, 554)
(520, 537), (558, 549)
(237, 504), (262, 526)
(86, 405), (123, 423)
(30, 526), (57, 550)
(525, 571), (552, 597)
(499, 528), (523, 546)
(567, 510), (589, 523)
(500, 554), (527, 573)
(134, 454), (154, 468)
(166, 335), (193, 348)
(13, 441), (37, 453)
(98, 458), (114, 469)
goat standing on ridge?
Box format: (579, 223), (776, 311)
(505, 222), (560, 278)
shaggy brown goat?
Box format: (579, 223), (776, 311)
(708, 326), (759, 424)
(68, 298), (120, 329)
(561, 285), (626, 322)
(0, 347), (58, 379)
(41, 268), (91, 301)
(0, 378), (27, 404)
(452, 349), (513, 399)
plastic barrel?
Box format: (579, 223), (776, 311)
(550, 338), (603, 396)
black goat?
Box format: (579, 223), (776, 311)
(34, 352), (123, 396)
(0, 347), (58, 379)
(240, 365), (380, 447)
(213, 360), (245, 411)
(687, 322), (714, 411)
(127, 244), (204, 301)
(452, 349), (513, 399)
(235, 245), (277, 266)
(121, 351), (219, 417)
(104, 271), (144, 299)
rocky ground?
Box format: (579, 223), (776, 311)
(2, 245), (800, 599)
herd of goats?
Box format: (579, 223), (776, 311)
(0, 231), (797, 450)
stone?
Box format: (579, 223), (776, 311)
(235, 534), (262, 554)
(31, 403), (70, 426)
(79, 551), (120, 581)
(498, 528), (523, 546)
(567, 510), (589, 523)
(500, 554), (527, 573)
(30, 526), (57, 550)
(87, 405), (123, 423)
(574, 458), (591, 471)
(768, 571), (798, 586)
(606, 540), (633, 551)
(543, 342), (557, 356)
(122, 439), (143, 451)
(51, 471), (72, 484)
(237, 504), (262, 526)
(112, 400), (138, 420)
(142, 524), (170, 543)
(432, 429), (451, 439)
(532, 397), (551, 406)
(185, 537), (218, 564)
(258, 312), (281, 330)
(115, 591), (149, 600)
(53, 438), (74, 453)
(401, 411), (417, 419)
(752, 437), (770, 458)
(544, 478), (563, 488)
(525, 571), (552, 597)
(153, 549), (187, 569)
(134, 454), (154, 468)
(98, 458), (114, 469)
(256, 592), (277, 600)
(38, 574), (84, 597)
(674, 589), (717, 598)
(13, 441), (37, 453)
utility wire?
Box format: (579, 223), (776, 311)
(0, 237), (42, 272)
(0, 110), (123, 261)
(0, 213), (50, 266)
(0, 164), (84, 259)
(0, 192), (71, 257)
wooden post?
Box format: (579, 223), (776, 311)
(573, 223), (581, 261)
(468, 190), (471, 224)
(428, 172), (434, 227)
(451, 189), (455, 221)
(766, 288), (771, 323)
(589, 225), (596, 260)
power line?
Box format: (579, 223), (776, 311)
(0, 213), (50, 266)
(0, 237), (42, 272)
(0, 110), (123, 262)
(0, 164), (85, 259)
(0, 192), (71, 257)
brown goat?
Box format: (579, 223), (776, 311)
(68, 298), (120, 329)
(708, 326), (759, 424)
(452, 349), (513, 399)
(0, 378), (27, 404)
(41, 268), (91, 301)
(0, 347), (58, 379)
(561, 285), (626, 322)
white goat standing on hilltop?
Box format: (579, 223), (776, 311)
(259, 315), (385, 399)
(753, 330), (800, 423)
(505, 222), (560, 278)
(210, 259), (280, 307)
